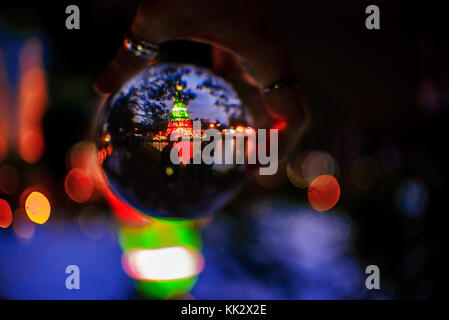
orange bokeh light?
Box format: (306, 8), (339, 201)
(65, 168), (94, 203)
(0, 50), (11, 164)
(308, 174), (341, 212)
(17, 38), (47, 164)
(25, 191), (51, 224)
(0, 199), (13, 228)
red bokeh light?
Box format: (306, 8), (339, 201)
(104, 187), (150, 225)
(0, 199), (13, 228)
(18, 128), (45, 164)
(65, 168), (94, 203)
(17, 38), (47, 164)
(308, 174), (341, 212)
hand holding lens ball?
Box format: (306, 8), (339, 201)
(95, 0), (311, 220)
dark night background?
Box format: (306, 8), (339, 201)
(0, 0), (448, 299)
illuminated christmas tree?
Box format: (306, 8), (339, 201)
(166, 85), (193, 138)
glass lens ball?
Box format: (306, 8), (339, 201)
(97, 64), (253, 219)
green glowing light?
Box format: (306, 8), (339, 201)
(118, 219), (202, 299)
(137, 277), (197, 300)
(119, 220), (201, 251)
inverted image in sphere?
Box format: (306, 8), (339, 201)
(97, 64), (254, 219)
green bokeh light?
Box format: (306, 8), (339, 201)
(118, 219), (202, 299)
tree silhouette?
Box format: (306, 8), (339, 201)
(111, 64), (244, 131)
(115, 65), (197, 130)
(107, 94), (135, 135)
(196, 77), (241, 116)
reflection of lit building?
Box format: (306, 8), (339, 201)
(166, 94), (193, 138)
(151, 89), (193, 151)
(148, 88), (256, 155)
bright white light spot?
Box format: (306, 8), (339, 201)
(122, 246), (204, 281)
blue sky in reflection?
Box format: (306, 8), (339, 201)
(113, 64), (245, 127)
